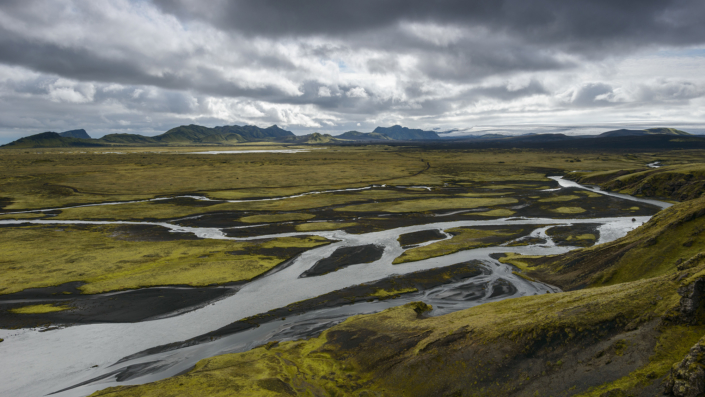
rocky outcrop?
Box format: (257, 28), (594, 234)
(664, 336), (705, 396)
(676, 278), (705, 324)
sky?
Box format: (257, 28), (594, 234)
(0, 0), (704, 143)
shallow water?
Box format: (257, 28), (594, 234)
(0, 177), (670, 397)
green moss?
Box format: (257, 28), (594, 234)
(294, 222), (357, 232)
(552, 206), (586, 214)
(393, 227), (524, 264)
(9, 304), (72, 314)
(238, 213), (315, 223)
(0, 225), (329, 294)
(538, 195), (580, 203)
(91, 274), (680, 397)
(368, 287), (418, 299)
(575, 326), (705, 397)
(472, 208), (515, 217)
(336, 197), (517, 213)
(567, 234), (596, 241)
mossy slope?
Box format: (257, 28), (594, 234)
(568, 163), (705, 202)
(502, 195), (705, 291)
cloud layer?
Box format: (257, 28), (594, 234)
(0, 0), (704, 142)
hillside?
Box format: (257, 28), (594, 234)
(1, 132), (103, 148)
(336, 131), (393, 140)
(59, 129), (91, 139)
(599, 127), (690, 137)
(1, 124), (296, 148)
(373, 125), (440, 140)
(99, 134), (159, 144)
(214, 124), (293, 140)
(567, 164), (705, 202)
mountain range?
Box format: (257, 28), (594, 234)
(0, 124), (695, 148)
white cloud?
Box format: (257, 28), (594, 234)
(318, 86), (331, 97)
(346, 87), (368, 98)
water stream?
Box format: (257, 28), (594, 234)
(0, 177), (670, 397)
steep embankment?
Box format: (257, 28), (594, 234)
(503, 194), (705, 291)
(567, 163), (705, 202)
(93, 196), (705, 396)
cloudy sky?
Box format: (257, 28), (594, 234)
(1, 0), (704, 142)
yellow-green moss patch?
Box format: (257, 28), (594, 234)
(10, 304), (72, 314)
(238, 213), (315, 223)
(294, 222), (357, 232)
(538, 195), (580, 203)
(335, 197), (517, 213)
(552, 206), (586, 214)
(369, 287), (418, 299)
(0, 225), (329, 295)
(472, 208), (515, 217)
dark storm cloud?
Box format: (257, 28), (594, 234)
(154, 0), (705, 51)
(0, 27), (301, 102)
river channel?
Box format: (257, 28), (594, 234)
(0, 177), (671, 396)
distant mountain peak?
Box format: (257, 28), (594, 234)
(373, 125), (439, 140)
(59, 129), (91, 139)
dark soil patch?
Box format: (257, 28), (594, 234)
(488, 278), (517, 298)
(0, 283), (234, 329)
(0, 197), (13, 210)
(300, 244), (385, 277)
(398, 229), (446, 248)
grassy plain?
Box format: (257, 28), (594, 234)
(3, 146), (698, 213)
(0, 225), (328, 294)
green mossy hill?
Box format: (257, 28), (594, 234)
(373, 125), (440, 140)
(2, 124), (295, 148)
(645, 127), (691, 135)
(502, 195), (705, 291)
(568, 163), (705, 202)
(59, 129), (91, 139)
(337, 131), (393, 140)
(99, 134), (160, 144)
(599, 128), (690, 137)
(1, 132), (104, 148)
(155, 124), (294, 143)
(91, 263), (703, 397)
(156, 125), (246, 144)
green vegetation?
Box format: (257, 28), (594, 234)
(92, 268), (687, 396)
(502, 194), (705, 290)
(336, 197), (517, 213)
(538, 194), (580, 202)
(0, 225), (328, 294)
(294, 222), (357, 232)
(472, 208), (515, 217)
(238, 213), (314, 223)
(393, 227), (525, 264)
(551, 206), (586, 214)
(368, 287), (418, 299)
(9, 304), (72, 314)
(6, 145), (705, 395)
(568, 163), (705, 201)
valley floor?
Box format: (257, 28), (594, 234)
(1, 145), (705, 396)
